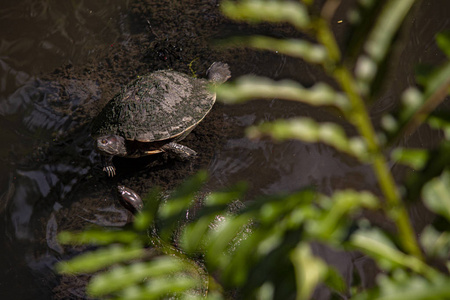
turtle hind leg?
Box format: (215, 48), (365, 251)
(161, 142), (197, 161)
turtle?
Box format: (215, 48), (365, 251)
(91, 62), (231, 176)
(117, 185), (143, 213)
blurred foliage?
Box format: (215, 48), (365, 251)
(57, 0), (450, 299)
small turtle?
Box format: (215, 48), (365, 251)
(117, 185), (143, 213)
(91, 62), (231, 176)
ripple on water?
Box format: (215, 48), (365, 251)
(1, 78), (101, 135)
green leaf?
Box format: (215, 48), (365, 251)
(381, 114), (399, 134)
(414, 61), (450, 101)
(56, 244), (145, 274)
(221, 0), (310, 30)
(350, 227), (434, 275)
(422, 61), (450, 99)
(57, 229), (141, 246)
(180, 216), (216, 253)
(204, 182), (247, 207)
(133, 187), (162, 231)
(422, 169), (450, 220)
(398, 87), (424, 122)
(391, 148), (429, 170)
(216, 76), (350, 110)
(394, 61), (450, 140)
(362, 0), (415, 63)
(416, 64), (438, 87)
(180, 184), (247, 253)
(420, 226), (450, 259)
(222, 231), (262, 286)
(345, 0), (385, 64)
(306, 190), (379, 242)
(355, 0), (416, 93)
(118, 276), (200, 300)
(375, 270), (450, 300)
(157, 171), (208, 241)
(255, 283), (275, 300)
(206, 214), (251, 269)
(205, 292), (225, 300)
(290, 243), (328, 300)
(87, 256), (199, 297)
(256, 189), (316, 225)
(222, 36), (328, 64)
(159, 171), (208, 219)
(428, 112), (450, 139)
(246, 117), (368, 160)
(385, 62), (450, 141)
(404, 142), (450, 201)
(436, 31), (450, 58)
(324, 267), (347, 296)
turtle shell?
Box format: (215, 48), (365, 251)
(91, 70), (214, 142)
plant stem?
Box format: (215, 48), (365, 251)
(402, 76), (450, 142)
(316, 21), (423, 259)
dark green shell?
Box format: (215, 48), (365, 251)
(91, 70), (214, 142)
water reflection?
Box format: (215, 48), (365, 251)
(0, 0), (129, 98)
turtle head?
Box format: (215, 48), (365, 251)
(95, 135), (127, 156)
(207, 62), (231, 84)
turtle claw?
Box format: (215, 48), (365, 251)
(101, 155), (116, 177)
(103, 165), (116, 177)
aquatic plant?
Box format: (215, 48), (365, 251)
(56, 1), (450, 299)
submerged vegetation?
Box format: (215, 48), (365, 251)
(57, 0), (450, 299)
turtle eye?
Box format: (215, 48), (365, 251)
(101, 139), (108, 144)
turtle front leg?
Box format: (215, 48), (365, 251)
(161, 142), (197, 161)
(101, 155), (116, 177)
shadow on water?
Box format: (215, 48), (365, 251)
(0, 0), (449, 299)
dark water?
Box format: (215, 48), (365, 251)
(0, 0), (449, 299)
